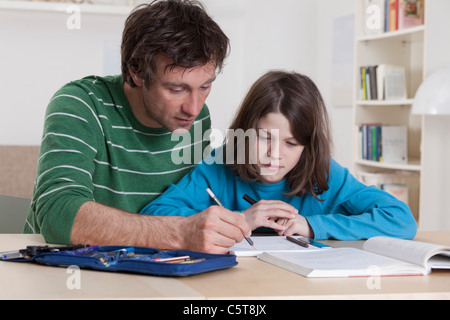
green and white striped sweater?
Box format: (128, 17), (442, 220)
(23, 75), (211, 244)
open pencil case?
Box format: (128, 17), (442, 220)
(1, 245), (238, 277)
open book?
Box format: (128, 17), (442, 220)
(258, 237), (450, 278)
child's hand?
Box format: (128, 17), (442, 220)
(243, 200), (298, 232)
(276, 215), (314, 239)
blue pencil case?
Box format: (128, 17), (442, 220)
(0, 245), (238, 277)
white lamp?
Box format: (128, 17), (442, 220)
(412, 66), (450, 115)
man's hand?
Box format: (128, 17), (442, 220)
(180, 206), (252, 254)
(71, 201), (252, 255)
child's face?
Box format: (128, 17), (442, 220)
(256, 112), (305, 184)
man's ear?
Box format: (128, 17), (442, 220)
(129, 67), (144, 87)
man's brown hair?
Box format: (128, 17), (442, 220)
(121, 0), (229, 87)
(226, 71), (332, 200)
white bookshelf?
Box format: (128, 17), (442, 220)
(352, 0), (450, 229)
(356, 99), (414, 106)
(356, 24), (425, 41)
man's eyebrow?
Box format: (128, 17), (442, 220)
(162, 81), (187, 88)
(204, 76), (217, 84)
(162, 76), (217, 88)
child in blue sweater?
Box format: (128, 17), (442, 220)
(141, 71), (417, 240)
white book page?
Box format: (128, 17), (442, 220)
(260, 248), (426, 278)
(429, 252), (450, 269)
(363, 237), (449, 268)
(229, 236), (323, 257)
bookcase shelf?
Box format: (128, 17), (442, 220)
(355, 158), (421, 172)
(352, 0), (436, 227)
(353, 0), (450, 231)
(356, 24), (425, 42)
(356, 99), (414, 106)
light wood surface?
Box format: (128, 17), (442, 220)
(179, 232), (450, 300)
(0, 232), (449, 300)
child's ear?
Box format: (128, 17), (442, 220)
(129, 67), (144, 87)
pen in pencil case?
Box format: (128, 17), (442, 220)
(206, 188), (256, 249)
(1, 245), (90, 260)
(59, 246), (100, 255)
(90, 248), (135, 267)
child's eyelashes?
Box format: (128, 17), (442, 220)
(258, 135), (299, 147)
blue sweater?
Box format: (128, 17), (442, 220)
(141, 151), (417, 240)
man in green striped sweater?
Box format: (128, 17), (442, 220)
(23, 0), (251, 254)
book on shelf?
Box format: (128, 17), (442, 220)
(258, 236), (450, 278)
(381, 125), (408, 163)
(354, 166), (411, 206)
(388, 0), (399, 31)
(359, 124), (408, 164)
(361, 0), (424, 35)
(384, 65), (407, 100)
(398, 0), (425, 30)
(359, 64), (407, 101)
(355, 170), (419, 207)
(381, 184), (409, 205)
(360, 124), (382, 162)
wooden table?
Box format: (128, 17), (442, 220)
(0, 232), (449, 300)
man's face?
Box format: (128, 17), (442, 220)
(141, 56), (216, 132)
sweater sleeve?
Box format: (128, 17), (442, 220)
(140, 156), (224, 217)
(26, 85), (101, 244)
(306, 160), (417, 241)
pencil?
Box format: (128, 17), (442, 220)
(286, 236), (310, 248)
(206, 188), (256, 249)
(243, 194), (257, 205)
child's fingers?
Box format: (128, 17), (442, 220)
(256, 200), (299, 215)
(262, 219), (287, 232)
(244, 201), (298, 231)
(263, 208), (297, 220)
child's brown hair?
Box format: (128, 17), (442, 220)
(226, 70), (332, 200)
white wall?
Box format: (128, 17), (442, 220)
(0, 0), (355, 167)
(205, 0), (319, 144)
(0, 7), (126, 145)
(315, 0), (355, 168)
